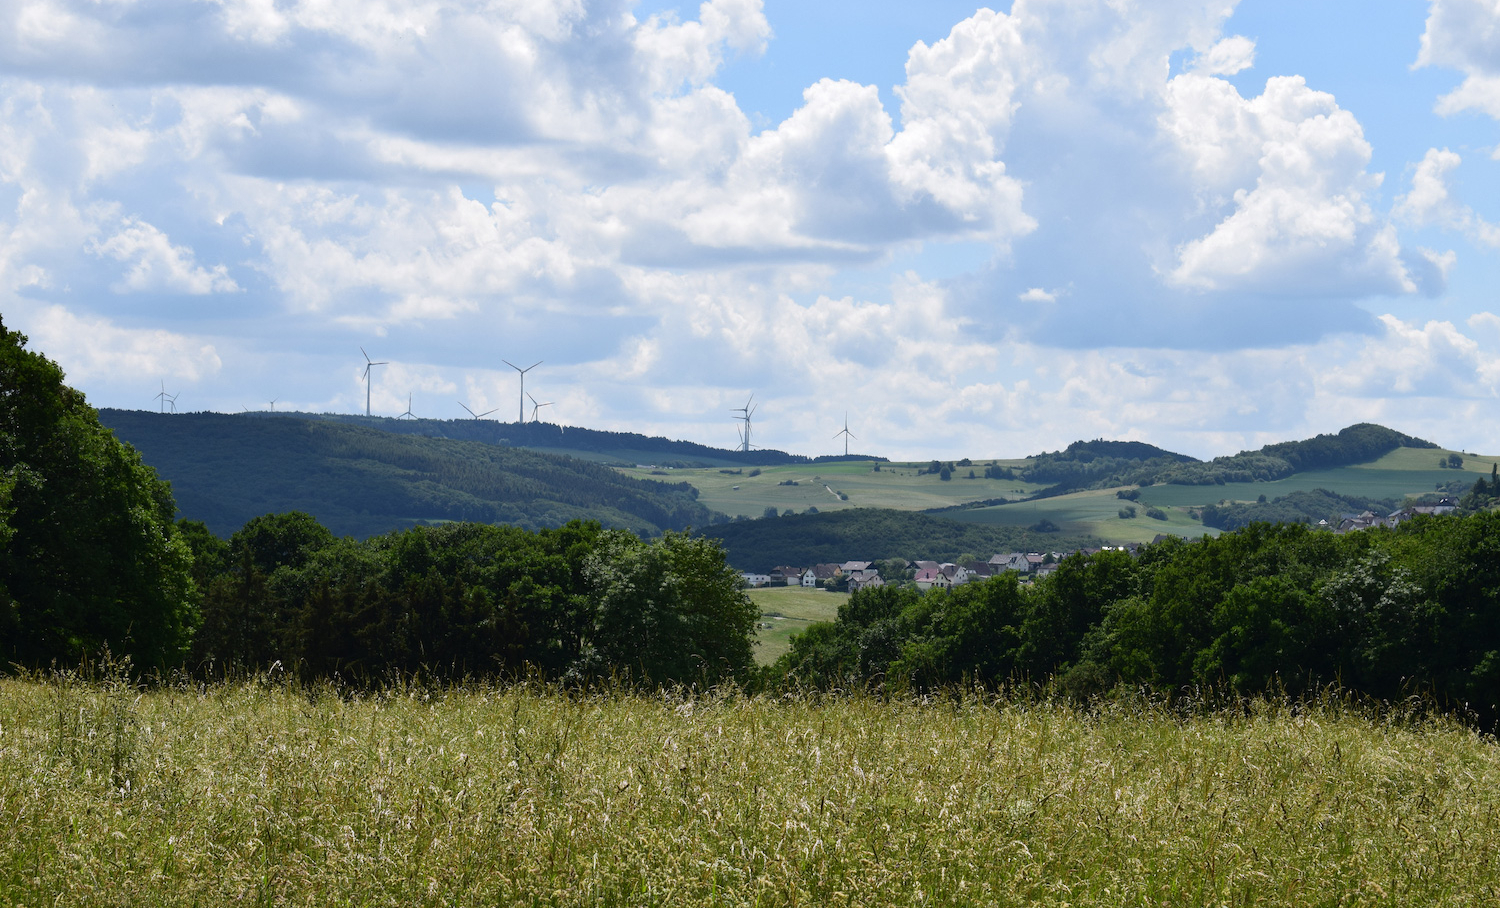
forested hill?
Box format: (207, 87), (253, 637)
(100, 409), (725, 538)
(699, 508), (1098, 571)
(1023, 423), (1436, 493)
(251, 411), (884, 468)
(1155, 423), (1438, 485)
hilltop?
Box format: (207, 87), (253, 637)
(99, 409), (724, 538)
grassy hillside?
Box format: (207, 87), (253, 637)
(7, 678), (1500, 907)
(699, 508), (1096, 571)
(942, 487), (1217, 543)
(620, 459), (1046, 518)
(100, 409), (721, 538)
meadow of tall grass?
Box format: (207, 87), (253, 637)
(3, 671), (1500, 906)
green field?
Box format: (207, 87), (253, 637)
(7, 677), (1500, 906)
(748, 585), (846, 664)
(620, 460), (1045, 518)
(654, 446), (1499, 545)
(943, 487), (1217, 543)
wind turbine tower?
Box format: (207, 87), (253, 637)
(155, 380), (175, 414)
(732, 394), (756, 453)
(503, 360), (541, 423)
(361, 347), (387, 417)
(398, 393), (416, 420)
(833, 413), (856, 456)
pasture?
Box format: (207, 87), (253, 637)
(5, 676), (1500, 906)
(648, 445), (1500, 545)
(620, 460), (1046, 519)
(943, 488), (1217, 543)
(748, 585), (846, 664)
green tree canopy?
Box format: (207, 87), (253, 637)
(0, 317), (194, 669)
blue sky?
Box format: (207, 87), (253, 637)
(2, 0), (1498, 460)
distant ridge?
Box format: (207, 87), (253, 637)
(99, 409), (727, 538)
(243, 410), (887, 467)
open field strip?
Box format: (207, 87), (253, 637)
(5, 678), (1500, 906)
(619, 461), (1046, 518)
(944, 488), (1216, 543)
(748, 586), (846, 664)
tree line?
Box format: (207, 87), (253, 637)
(771, 511), (1500, 723)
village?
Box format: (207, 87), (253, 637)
(738, 547), (1139, 593)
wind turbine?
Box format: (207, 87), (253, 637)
(154, 380), (175, 414)
(731, 394), (756, 452)
(268, 398), (278, 412)
(833, 413), (856, 456)
(459, 401), (499, 419)
(360, 347), (387, 417)
(527, 391), (553, 423)
(503, 359), (541, 423)
(398, 393), (416, 420)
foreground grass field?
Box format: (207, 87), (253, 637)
(5, 676), (1500, 906)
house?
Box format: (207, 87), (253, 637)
(914, 568), (952, 591)
(912, 560), (941, 574)
(769, 566), (803, 586)
(962, 560), (997, 580)
(840, 561), (873, 574)
(804, 563), (842, 587)
(938, 563), (969, 585)
(740, 572), (771, 587)
(846, 569), (884, 592)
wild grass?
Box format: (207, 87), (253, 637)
(4, 673), (1500, 906)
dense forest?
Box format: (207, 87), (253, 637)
(697, 508), (1094, 571)
(246, 410), (885, 467)
(100, 409), (724, 538)
(178, 514), (756, 684)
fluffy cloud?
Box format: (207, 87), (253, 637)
(1163, 75), (1423, 296)
(1417, 0), (1500, 127)
(1395, 147), (1500, 248)
(23, 305), (223, 385)
(89, 218), (240, 294)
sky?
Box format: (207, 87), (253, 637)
(2, 0), (1498, 461)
